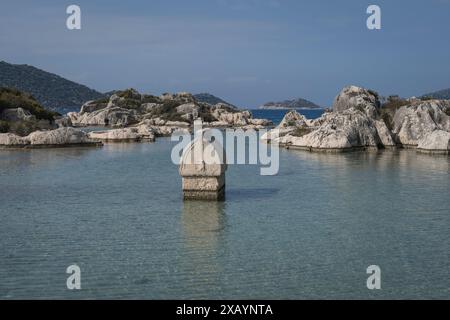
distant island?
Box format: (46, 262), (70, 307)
(259, 98), (322, 110)
(0, 61), (104, 113)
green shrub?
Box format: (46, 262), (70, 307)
(8, 120), (40, 136)
(0, 87), (57, 120)
(379, 97), (410, 130)
(141, 95), (161, 104)
(444, 108), (450, 116)
(0, 120), (10, 133)
(94, 97), (109, 104)
(291, 127), (313, 137)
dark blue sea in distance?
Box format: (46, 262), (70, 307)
(251, 108), (324, 125)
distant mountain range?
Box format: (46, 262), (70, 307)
(0, 61), (104, 113)
(259, 98), (321, 110)
(193, 93), (237, 108)
(421, 88), (450, 100)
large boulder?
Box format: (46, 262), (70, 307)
(261, 110), (314, 142)
(392, 100), (450, 146)
(275, 109), (382, 151)
(68, 106), (137, 127)
(278, 110), (309, 128)
(80, 100), (107, 114)
(28, 127), (98, 146)
(332, 85), (380, 118)
(0, 133), (30, 147)
(417, 130), (450, 154)
(212, 109), (251, 126)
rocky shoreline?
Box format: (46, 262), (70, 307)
(261, 86), (450, 155)
(0, 127), (102, 149)
(0, 88), (272, 148)
(1, 86), (449, 154)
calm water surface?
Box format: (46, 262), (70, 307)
(0, 129), (449, 299)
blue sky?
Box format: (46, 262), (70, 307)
(1, 0), (450, 107)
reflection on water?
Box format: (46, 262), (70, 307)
(182, 201), (226, 249)
(180, 201), (227, 298)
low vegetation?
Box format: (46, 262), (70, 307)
(0, 87), (58, 120)
(0, 87), (58, 136)
(379, 97), (410, 130)
(291, 127), (313, 137)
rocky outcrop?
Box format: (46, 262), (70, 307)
(275, 108), (382, 151)
(261, 110), (315, 142)
(28, 127), (99, 146)
(211, 106), (251, 126)
(392, 100), (450, 146)
(417, 130), (450, 154)
(0, 133), (30, 147)
(68, 106), (137, 127)
(263, 86), (450, 154)
(67, 89), (271, 132)
(0, 127), (101, 148)
(333, 85), (380, 118)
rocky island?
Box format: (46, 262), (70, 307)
(262, 85), (450, 154)
(259, 97), (321, 110)
(0, 87), (272, 147)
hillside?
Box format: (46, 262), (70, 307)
(193, 93), (237, 108)
(421, 88), (450, 100)
(0, 61), (105, 113)
(260, 97), (321, 109)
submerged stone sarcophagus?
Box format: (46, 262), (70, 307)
(179, 129), (227, 200)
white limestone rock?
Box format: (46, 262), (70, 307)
(332, 85), (380, 118)
(28, 127), (97, 146)
(0, 133), (30, 146)
(282, 109), (381, 150)
(392, 100), (450, 146)
(68, 106), (137, 127)
(374, 120), (396, 147)
(417, 130), (450, 153)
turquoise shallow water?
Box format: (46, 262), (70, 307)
(0, 138), (449, 299)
